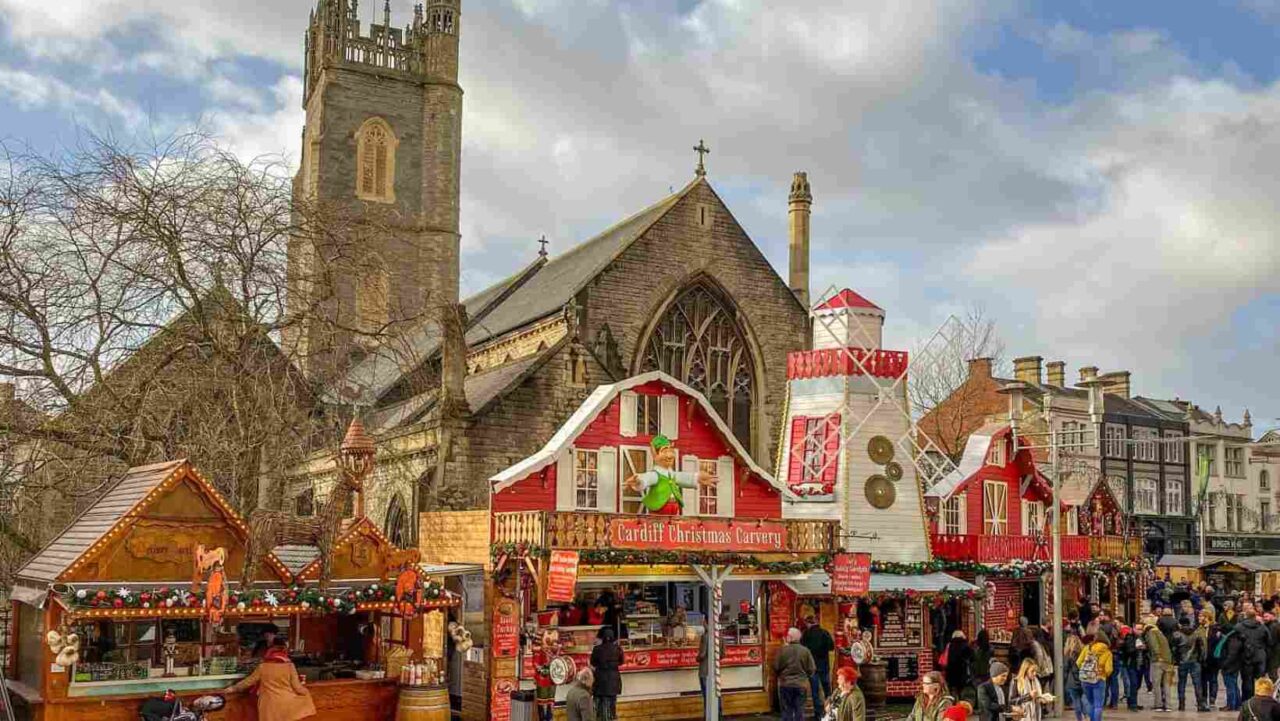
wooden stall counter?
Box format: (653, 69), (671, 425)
(28, 677), (400, 721)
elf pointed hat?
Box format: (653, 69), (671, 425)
(650, 434), (672, 452)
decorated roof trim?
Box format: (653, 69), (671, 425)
(292, 516), (398, 582)
(490, 370), (792, 498)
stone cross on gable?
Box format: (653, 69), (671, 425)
(693, 139), (710, 177)
(538, 234), (549, 258)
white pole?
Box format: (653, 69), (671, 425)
(1051, 422), (1064, 717)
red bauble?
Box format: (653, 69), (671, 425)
(252, 599), (262, 607)
(140, 592), (152, 603)
(113, 598), (125, 608)
(95, 590), (107, 600)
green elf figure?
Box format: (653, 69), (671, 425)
(622, 434), (716, 515)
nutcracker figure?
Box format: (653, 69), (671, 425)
(623, 434), (716, 515)
(162, 630), (178, 676)
(532, 628), (561, 721)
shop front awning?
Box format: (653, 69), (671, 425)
(783, 571), (980, 597)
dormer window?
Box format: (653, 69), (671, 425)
(355, 117), (398, 203)
(986, 439), (1005, 467)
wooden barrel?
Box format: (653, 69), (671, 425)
(860, 663), (887, 708)
(396, 685), (450, 721)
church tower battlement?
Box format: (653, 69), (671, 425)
(289, 0), (463, 380)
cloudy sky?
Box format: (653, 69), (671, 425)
(1, 0), (1277, 430)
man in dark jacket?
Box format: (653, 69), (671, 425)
(1236, 608), (1272, 706)
(1221, 622), (1247, 711)
(772, 627), (817, 721)
(801, 617), (836, 721)
(1173, 615), (1208, 711)
(976, 661), (1011, 721)
(1123, 621), (1151, 710)
(1158, 607), (1179, 644)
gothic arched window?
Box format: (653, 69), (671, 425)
(639, 282), (756, 448)
(355, 117), (398, 203)
(384, 494), (410, 548)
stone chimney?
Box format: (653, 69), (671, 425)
(1046, 361), (1065, 387)
(788, 172), (812, 308)
(1013, 355), (1043, 385)
(1078, 366), (1099, 384)
(1098, 370), (1131, 399)
(968, 357), (993, 379)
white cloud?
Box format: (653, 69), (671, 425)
(0, 0), (1275, 418)
(0, 66), (142, 125)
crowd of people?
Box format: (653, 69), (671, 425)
(924, 582), (1280, 721)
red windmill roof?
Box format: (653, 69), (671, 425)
(815, 289), (882, 311)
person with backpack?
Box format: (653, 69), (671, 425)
(1221, 620), (1247, 712)
(1173, 615), (1209, 712)
(1077, 633), (1113, 721)
(1237, 677), (1280, 721)
(1096, 613), (1121, 709)
(1236, 607), (1272, 704)
(1145, 616), (1176, 712)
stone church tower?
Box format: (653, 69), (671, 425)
(286, 0), (463, 380)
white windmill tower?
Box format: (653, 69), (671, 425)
(778, 287), (979, 564)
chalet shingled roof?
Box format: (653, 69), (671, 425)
(15, 460), (188, 584)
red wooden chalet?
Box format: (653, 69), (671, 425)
(923, 423), (1089, 563)
(487, 371), (837, 718)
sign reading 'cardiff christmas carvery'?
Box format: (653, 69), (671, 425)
(607, 517), (788, 552)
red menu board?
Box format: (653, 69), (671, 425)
(492, 597), (519, 658)
(546, 550), (580, 603)
(565, 643), (762, 672)
(831, 553), (871, 595)
(608, 517), (788, 552)
(490, 677), (517, 721)
(768, 582), (795, 640)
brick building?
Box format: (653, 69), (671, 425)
(280, 0), (813, 543)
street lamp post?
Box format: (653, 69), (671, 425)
(1000, 377), (1106, 718)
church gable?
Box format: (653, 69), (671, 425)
(583, 179), (809, 462)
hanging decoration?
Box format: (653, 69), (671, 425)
(192, 545), (229, 625)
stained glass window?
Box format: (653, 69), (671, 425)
(639, 283), (755, 449)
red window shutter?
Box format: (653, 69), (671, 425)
(789, 416), (808, 484)
(821, 414), (842, 485)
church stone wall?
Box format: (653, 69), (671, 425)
(582, 181), (810, 465)
(435, 340), (608, 510)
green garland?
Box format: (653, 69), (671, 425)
(491, 543), (1143, 581)
(870, 558), (1146, 578)
(490, 543), (830, 575)
(69, 580), (449, 616)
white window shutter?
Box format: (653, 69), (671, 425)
(619, 392), (638, 438)
(660, 395), (680, 440)
(957, 495), (967, 535)
(1021, 500), (1029, 535)
(597, 447), (618, 513)
(717, 456), (735, 518)
(681, 454), (699, 516)
(556, 450), (575, 511)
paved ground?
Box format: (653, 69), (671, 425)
(730, 682), (1248, 721)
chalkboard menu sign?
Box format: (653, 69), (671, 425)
(877, 601), (923, 650)
(884, 653), (920, 681)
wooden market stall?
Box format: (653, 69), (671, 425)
(5, 458), (459, 721)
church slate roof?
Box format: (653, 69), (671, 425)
(330, 179), (696, 409)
